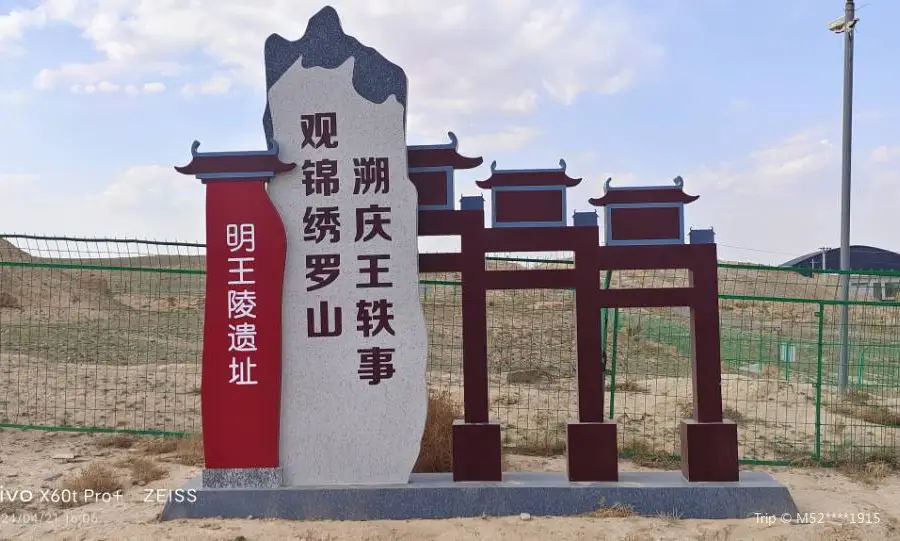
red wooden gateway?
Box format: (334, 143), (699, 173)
(475, 159), (581, 227)
(589, 176), (699, 245)
(407, 132), (483, 211)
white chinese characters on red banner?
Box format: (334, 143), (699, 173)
(226, 223), (259, 386)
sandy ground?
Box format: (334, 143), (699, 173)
(0, 429), (896, 541)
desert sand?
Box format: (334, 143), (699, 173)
(0, 429), (897, 541)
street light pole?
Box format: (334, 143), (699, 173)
(831, 1), (857, 392)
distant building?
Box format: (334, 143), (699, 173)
(689, 228), (715, 245)
(781, 245), (900, 272)
(780, 245), (900, 300)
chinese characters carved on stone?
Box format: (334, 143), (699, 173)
(300, 111), (399, 385)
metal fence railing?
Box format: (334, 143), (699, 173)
(2, 234), (899, 465)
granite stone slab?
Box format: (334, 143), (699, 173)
(161, 471), (799, 521)
(202, 468), (282, 489)
(265, 6), (428, 486)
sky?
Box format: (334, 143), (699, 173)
(1, 0), (899, 265)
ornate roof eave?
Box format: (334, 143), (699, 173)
(588, 176), (699, 207)
(407, 131), (483, 170)
(474, 159), (582, 189)
(174, 139), (297, 177)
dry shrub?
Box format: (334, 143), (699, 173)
(832, 404), (900, 427)
(295, 532), (340, 541)
(58, 464), (123, 508)
(610, 380), (648, 393)
(81, 272), (112, 295)
(506, 369), (551, 385)
(173, 433), (204, 466)
(589, 498), (635, 518)
(131, 457), (167, 484)
(723, 406), (750, 425)
(623, 438), (681, 470)
(139, 433), (204, 466)
(493, 392), (520, 406)
(831, 447), (900, 485)
(862, 407), (900, 426)
(513, 411), (566, 456)
(0, 292), (20, 309)
(118, 456), (168, 485)
(844, 389), (871, 406)
(515, 431), (567, 456)
(139, 436), (179, 455)
(96, 433), (137, 449)
(773, 441), (812, 463)
(759, 364), (783, 380)
(413, 392), (460, 473)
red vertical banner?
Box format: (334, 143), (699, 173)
(202, 179), (286, 468)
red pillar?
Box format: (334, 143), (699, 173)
(452, 209), (502, 481)
(567, 226), (618, 481)
(681, 243), (739, 481)
(175, 143), (293, 470)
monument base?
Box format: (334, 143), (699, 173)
(452, 419), (502, 481)
(161, 471), (798, 521)
(566, 421), (618, 482)
(680, 419), (739, 482)
(202, 467), (282, 488)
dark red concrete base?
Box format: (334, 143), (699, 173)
(680, 419), (739, 482)
(452, 420), (502, 481)
(566, 421), (619, 482)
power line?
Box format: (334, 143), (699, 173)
(717, 243), (798, 257)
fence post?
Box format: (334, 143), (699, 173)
(600, 271), (612, 352)
(757, 337), (764, 374)
(608, 308), (620, 419)
(784, 341), (792, 382)
(814, 303), (825, 461)
(857, 350), (865, 388)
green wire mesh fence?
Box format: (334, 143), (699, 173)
(2, 234), (900, 465)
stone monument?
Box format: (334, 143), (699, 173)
(165, 4), (800, 522)
(264, 6), (428, 486)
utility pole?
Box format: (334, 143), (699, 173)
(818, 246), (830, 270)
(829, 1), (857, 392)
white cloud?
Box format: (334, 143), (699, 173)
(458, 126), (541, 154)
(0, 165), (207, 240)
(142, 82), (166, 94)
(555, 128), (900, 265)
(33, 60), (183, 91)
(687, 129), (837, 195)
(13, 0), (664, 134)
(0, 173), (39, 189)
(0, 8), (47, 56)
(869, 145), (900, 165)
(0, 89), (30, 105)
(677, 127), (900, 264)
(97, 80), (119, 93)
(180, 76), (232, 97)
(501, 90), (539, 114)
(0, 166), (462, 253)
(70, 80), (165, 95)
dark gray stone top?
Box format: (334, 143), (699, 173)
(262, 5), (409, 140)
